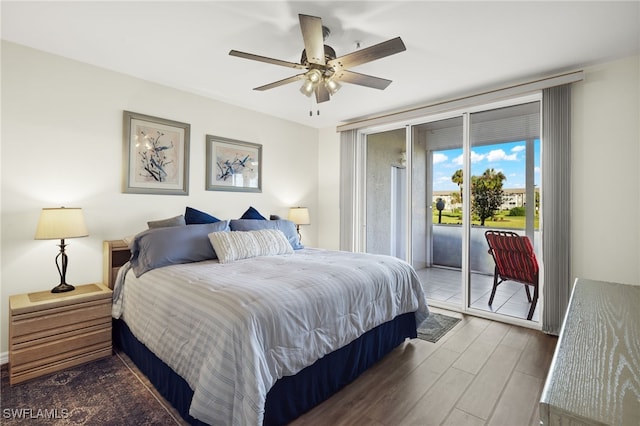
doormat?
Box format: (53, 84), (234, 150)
(416, 312), (461, 343)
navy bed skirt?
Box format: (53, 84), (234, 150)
(113, 313), (417, 425)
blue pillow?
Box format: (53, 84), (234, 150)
(229, 219), (303, 250)
(130, 221), (229, 277)
(240, 206), (266, 220)
(185, 206), (220, 224)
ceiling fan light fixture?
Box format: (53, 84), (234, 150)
(306, 69), (322, 84)
(300, 79), (315, 97)
(324, 78), (341, 95)
(300, 69), (323, 97)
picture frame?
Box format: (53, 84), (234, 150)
(122, 111), (190, 195)
(206, 135), (262, 192)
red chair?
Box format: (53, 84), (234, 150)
(485, 230), (539, 320)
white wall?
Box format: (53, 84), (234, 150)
(317, 55), (640, 287)
(0, 41), (320, 354)
(316, 127), (340, 250)
(571, 55), (640, 286)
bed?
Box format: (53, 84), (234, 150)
(104, 217), (429, 426)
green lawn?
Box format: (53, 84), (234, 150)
(433, 211), (539, 229)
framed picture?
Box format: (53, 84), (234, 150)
(206, 135), (262, 192)
(122, 111), (190, 195)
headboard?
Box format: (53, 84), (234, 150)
(103, 240), (131, 289)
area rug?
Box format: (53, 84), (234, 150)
(417, 312), (462, 343)
(0, 352), (184, 425)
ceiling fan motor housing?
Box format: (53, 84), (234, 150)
(300, 45), (337, 75)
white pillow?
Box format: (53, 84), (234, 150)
(208, 229), (294, 264)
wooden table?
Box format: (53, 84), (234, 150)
(540, 278), (640, 425)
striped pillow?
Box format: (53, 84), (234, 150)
(208, 229), (293, 264)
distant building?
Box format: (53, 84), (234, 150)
(433, 188), (539, 211)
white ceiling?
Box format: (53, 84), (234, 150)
(2, 1), (639, 129)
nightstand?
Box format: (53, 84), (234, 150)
(9, 283), (112, 385)
(103, 239), (131, 289)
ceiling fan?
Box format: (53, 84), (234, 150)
(229, 14), (406, 104)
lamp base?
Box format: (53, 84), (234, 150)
(51, 283), (75, 293)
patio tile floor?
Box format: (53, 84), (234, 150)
(416, 266), (539, 322)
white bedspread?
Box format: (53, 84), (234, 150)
(112, 248), (428, 425)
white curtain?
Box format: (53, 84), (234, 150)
(339, 129), (358, 251)
(541, 84), (572, 335)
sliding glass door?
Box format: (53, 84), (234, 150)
(360, 95), (542, 324)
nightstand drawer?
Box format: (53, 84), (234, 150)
(11, 326), (111, 370)
(12, 316), (110, 345)
(9, 344), (113, 385)
(11, 299), (111, 338)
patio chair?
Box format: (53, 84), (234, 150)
(485, 230), (539, 320)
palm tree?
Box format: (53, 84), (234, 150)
(482, 168), (506, 186)
(451, 169), (463, 203)
(450, 191), (462, 208)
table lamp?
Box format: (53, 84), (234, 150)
(35, 207), (89, 293)
(288, 207), (310, 242)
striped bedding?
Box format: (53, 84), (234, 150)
(112, 248), (429, 425)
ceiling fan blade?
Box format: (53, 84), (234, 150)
(254, 74), (305, 91)
(299, 14), (326, 66)
(328, 36), (406, 70)
(335, 70), (392, 90)
(315, 84), (330, 103)
(229, 50), (306, 70)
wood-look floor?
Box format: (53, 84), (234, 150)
(289, 307), (557, 426)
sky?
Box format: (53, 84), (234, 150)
(432, 140), (540, 192)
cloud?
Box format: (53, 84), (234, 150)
(471, 151), (486, 163)
(511, 145), (526, 153)
(487, 149), (518, 162)
(453, 151), (485, 166)
(433, 153), (448, 164)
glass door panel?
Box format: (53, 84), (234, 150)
(411, 116), (464, 306)
(468, 101), (541, 321)
(365, 128), (407, 258)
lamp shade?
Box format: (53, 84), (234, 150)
(288, 207), (310, 225)
(35, 207), (89, 240)
(324, 78), (341, 95)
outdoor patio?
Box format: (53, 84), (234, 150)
(416, 266), (539, 322)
